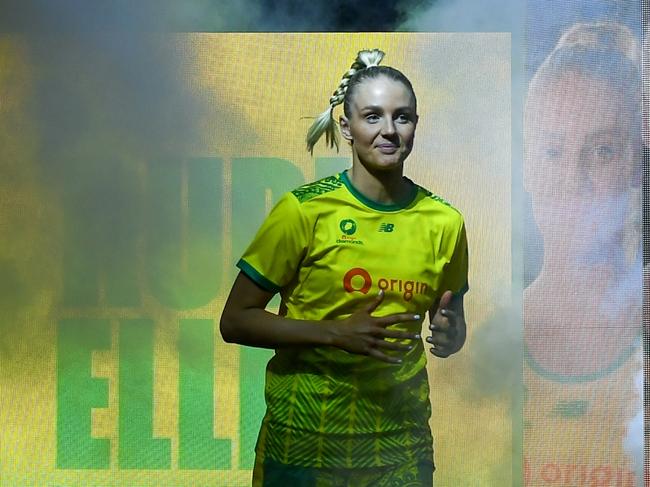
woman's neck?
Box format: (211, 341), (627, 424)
(347, 163), (411, 205)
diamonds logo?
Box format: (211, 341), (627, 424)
(339, 219), (357, 235)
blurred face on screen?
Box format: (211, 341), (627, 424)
(524, 71), (637, 263)
(340, 75), (418, 172)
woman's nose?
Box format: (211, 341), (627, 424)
(381, 118), (396, 136)
(557, 149), (588, 194)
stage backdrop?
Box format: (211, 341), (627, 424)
(0, 33), (512, 486)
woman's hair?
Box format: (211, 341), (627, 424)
(526, 22), (641, 170)
(306, 49), (417, 154)
(527, 22), (640, 124)
(526, 22), (642, 263)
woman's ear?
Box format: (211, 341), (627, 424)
(339, 116), (353, 142)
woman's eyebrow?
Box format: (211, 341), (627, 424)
(584, 128), (621, 141)
(359, 105), (414, 112)
(360, 105), (384, 111)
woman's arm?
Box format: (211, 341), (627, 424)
(220, 271), (422, 364)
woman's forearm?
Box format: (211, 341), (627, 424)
(219, 273), (419, 363)
(220, 307), (337, 349)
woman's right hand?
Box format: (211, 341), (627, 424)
(328, 290), (422, 364)
(221, 272), (421, 360)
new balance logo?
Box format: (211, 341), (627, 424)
(378, 223), (394, 232)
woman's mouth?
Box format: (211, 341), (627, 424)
(376, 144), (399, 153)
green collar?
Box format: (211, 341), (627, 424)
(524, 333), (641, 383)
(340, 170), (418, 212)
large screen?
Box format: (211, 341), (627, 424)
(0, 33), (512, 486)
(524, 5), (644, 486)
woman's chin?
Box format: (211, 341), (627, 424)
(358, 162), (402, 175)
(356, 148), (409, 171)
(561, 240), (625, 267)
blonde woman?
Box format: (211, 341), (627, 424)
(524, 22), (643, 484)
(221, 49), (469, 486)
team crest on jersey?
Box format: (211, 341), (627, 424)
(336, 218), (363, 245)
(339, 219), (357, 235)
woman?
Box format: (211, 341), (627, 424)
(523, 22), (643, 484)
(220, 49), (469, 486)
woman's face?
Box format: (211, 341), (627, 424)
(524, 71), (638, 247)
(339, 75), (418, 172)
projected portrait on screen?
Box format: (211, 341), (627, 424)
(523, 21), (643, 486)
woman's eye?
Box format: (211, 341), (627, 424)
(365, 114), (380, 122)
(542, 147), (561, 160)
(396, 114), (411, 123)
(593, 144), (617, 161)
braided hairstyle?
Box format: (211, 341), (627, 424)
(306, 49), (417, 154)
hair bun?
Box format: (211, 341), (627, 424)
(357, 48), (385, 69)
(555, 21), (639, 64)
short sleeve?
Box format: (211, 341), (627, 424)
(440, 216), (469, 296)
(236, 192), (310, 294)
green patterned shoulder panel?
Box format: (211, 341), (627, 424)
(291, 174), (344, 203)
(418, 186), (458, 211)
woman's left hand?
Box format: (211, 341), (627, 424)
(428, 290), (466, 358)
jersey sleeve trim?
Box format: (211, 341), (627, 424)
(236, 258), (281, 293)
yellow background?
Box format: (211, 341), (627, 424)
(0, 33), (512, 486)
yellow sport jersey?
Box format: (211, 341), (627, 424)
(237, 170), (469, 469)
(524, 342), (642, 485)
